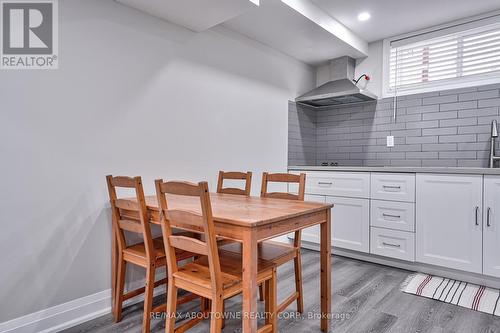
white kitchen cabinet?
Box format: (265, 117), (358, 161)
(483, 176), (500, 278)
(416, 174), (483, 274)
(326, 196), (370, 253)
(299, 194), (326, 244)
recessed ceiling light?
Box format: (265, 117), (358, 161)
(357, 12), (371, 21)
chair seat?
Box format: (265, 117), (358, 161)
(173, 249), (276, 299)
(123, 237), (193, 265)
(219, 240), (298, 266)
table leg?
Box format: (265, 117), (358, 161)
(320, 208), (331, 332)
(242, 228), (258, 333)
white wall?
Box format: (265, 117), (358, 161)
(355, 40), (384, 98)
(0, 0), (315, 322)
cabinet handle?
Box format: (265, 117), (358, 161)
(382, 213), (401, 219)
(383, 185), (401, 190)
(318, 182), (333, 185)
(382, 242), (401, 248)
(487, 207), (492, 227)
(475, 206), (479, 226)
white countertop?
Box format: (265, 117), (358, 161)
(288, 165), (500, 175)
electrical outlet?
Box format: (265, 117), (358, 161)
(387, 136), (394, 147)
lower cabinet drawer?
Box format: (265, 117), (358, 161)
(289, 171), (370, 198)
(370, 200), (415, 232)
(371, 173), (415, 202)
(370, 227), (415, 262)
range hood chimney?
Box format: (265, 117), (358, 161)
(296, 56), (377, 108)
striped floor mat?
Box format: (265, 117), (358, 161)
(402, 273), (500, 316)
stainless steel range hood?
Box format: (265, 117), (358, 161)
(296, 56), (377, 108)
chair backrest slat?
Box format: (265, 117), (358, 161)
(260, 172), (306, 201)
(110, 176), (137, 188)
(161, 181), (202, 197)
(155, 179), (223, 293)
(119, 209), (140, 221)
(217, 171), (252, 196)
(169, 235), (208, 255)
(118, 219), (144, 233)
(262, 192), (299, 201)
(219, 187), (248, 196)
(221, 171), (248, 179)
(106, 175), (155, 260)
(266, 173), (301, 183)
(115, 198), (140, 211)
(166, 210), (205, 233)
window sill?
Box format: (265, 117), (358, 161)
(382, 76), (500, 99)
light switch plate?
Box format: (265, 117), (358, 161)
(387, 135), (394, 147)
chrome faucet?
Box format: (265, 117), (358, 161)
(489, 120), (499, 168)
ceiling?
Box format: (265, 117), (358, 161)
(222, 0), (367, 65)
(116, 0), (258, 32)
(115, 0), (500, 65)
(310, 0), (500, 42)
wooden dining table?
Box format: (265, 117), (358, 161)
(112, 192), (333, 332)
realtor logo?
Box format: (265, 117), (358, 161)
(1, 0), (58, 69)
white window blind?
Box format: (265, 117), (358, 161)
(389, 21), (500, 93)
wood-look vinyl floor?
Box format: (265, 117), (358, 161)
(62, 250), (500, 333)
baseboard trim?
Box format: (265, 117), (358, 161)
(0, 279), (166, 333)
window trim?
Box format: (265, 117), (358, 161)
(382, 11), (500, 98)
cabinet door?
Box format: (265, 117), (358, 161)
(300, 194), (326, 244)
(326, 196), (370, 253)
(483, 176), (500, 278)
(416, 174), (482, 273)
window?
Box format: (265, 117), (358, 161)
(384, 18), (500, 96)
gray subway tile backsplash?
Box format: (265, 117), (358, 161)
(288, 84), (500, 167)
(406, 136), (438, 144)
(406, 120), (439, 129)
(406, 151), (439, 159)
(457, 125), (491, 134)
(440, 86), (477, 95)
(407, 104), (439, 114)
(397, 98), (422, 108)
(421, 143), (457, 151)
(439, 117), (477, 127)
(439, 100), (478, 111)
(457, 107), (498, 118)
(424, 127), (459, 137)
(422, 110), (457, 121)
(423, 94), (458, 105)
(479, 98), (500, 108)
(459, 90), (499, 101)
(438, 134), (476, 143)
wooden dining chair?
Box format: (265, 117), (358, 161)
(220, 172), (306, 314)
(216, 171), (252, 251)
(106, 175), (195, 332)
(155, 179), (278, 333)
(216, 171), (252, 196)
